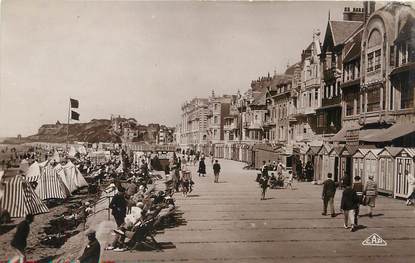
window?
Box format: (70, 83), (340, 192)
(214, 116), (218, 124)
(315, 88), (318, 100)
(309, 93), (312, 107)
(374, 49), (381, 70)
(214, 104), (217, 110)
(367, 52), (374, 72)
(367, 87), (381, 112)
(400, 74), (414, 109)
(303, 128), (307, 134)
(317, 113), (324, 128)
(344, 90), (355, 116)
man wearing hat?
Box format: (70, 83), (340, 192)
(78, 229), (100, 263)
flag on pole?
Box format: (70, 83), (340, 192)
(70, 98), (79, 109)
(71, 111), (80, 121)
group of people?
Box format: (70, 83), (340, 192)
(321, 173), (378, 232)
(257, 160), (293, 200)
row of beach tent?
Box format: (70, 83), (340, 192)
(0, 159), (88, 218)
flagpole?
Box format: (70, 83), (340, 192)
(67, 98), (70, 151)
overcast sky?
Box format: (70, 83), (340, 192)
(0, 0), (368, 137)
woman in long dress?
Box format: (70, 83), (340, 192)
(198, 158), (206, 177)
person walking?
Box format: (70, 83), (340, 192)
(78, 229), (101, 263)
(285, 171), (294, 190)
(260, 172), (269, 200)
(341, 185), (359, 232)
(213, 160), (221, 183)
(352, 176), (364, 225)
(10, 214), (34, 262)
(322, 173), (336, 217)
(198, 158), (206, 177)
(109, 188), (128, 227)
(364, 175), (378, 218)
(406, 170), (415, 205)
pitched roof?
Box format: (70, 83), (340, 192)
(251, 91), (266, 106)
(284, 62), (301, 75)
(329, 20), (363, 46)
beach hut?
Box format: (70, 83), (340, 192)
(339, 145), (358, 183)
(377, 147), (402, 195)
(314, 144), (332, 182)
(394, 148), (415, 198)
(0, 175), (49, 218)
(327, 145), (345, 183)
(35, 164), (68, 200)
(351, 148), (371, 183)
(362, 149), (382, 183)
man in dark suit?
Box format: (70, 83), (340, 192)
(78, 229), (101, 263)
(110, 188), (128, 227)
(322, 173), (336, 217)
(341, 184), (359, 232)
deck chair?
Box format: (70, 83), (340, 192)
(126, 218), (161, 251)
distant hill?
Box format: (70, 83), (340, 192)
(3, 119), (121, 144)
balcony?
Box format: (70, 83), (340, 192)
(304, 78), (320, 88)
(322, 96), (341, 107)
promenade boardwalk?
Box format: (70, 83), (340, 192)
(102, 159), (415, 263)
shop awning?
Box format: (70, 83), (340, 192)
(360, 122), (415, 142)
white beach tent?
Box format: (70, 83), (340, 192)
(68, 146), (77, 157)
(26, 161), (41, 183)
(0, 175), (49, 217)
(77, 145), (87, 155)
(19, 159), (30, 174)
(54, 163), (71, 196)
(62, 160), (88, 193)
(35, 163), (68, 200)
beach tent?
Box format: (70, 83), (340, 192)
(77, 146), (87, 155)
(68, 146), (77, 157)
(35, 164), (68, 200)
(54, 163), (71, 196)
(62, 161), (88, 193)
(26, 161), (41, 183)
(19, 159), (30, 174)
(0, 175), (49, 217)
(51, 151), (61, 163)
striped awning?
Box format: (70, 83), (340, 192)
(35, 165), (68, 200)
(0, 176), (49, 218)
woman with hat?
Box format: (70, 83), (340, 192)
(363, 175), (378, 218)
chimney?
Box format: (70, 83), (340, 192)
(363, 1), (376, 22)
(343, 6), (365, 22)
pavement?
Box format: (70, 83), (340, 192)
(100, 159), (415, 263)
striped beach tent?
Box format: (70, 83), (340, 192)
(62, 161), (88, 193)
(35, 164), (68, 200)
(0, 175), (49, 218)
(26, 161), (41, 183)
(54, 163), (71, 196)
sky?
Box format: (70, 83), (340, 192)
(0, 0), (368, 137)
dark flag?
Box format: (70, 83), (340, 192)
(70, 98), (79, 108)
(71, 110), (80, 121)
